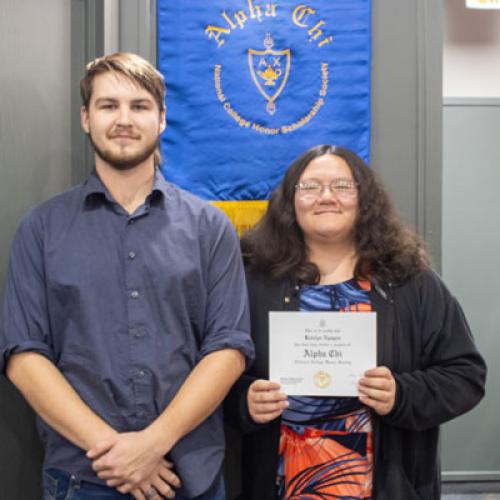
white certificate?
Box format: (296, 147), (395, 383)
(269, 311), (377, 396)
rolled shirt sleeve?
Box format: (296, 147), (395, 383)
(197, 213), (254, 366)
(1, 212), (54, 374)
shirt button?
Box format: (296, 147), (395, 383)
(128, 251), (136, 259)
(130, 328), (141, 338)
(128, 219), (135, 225)
(138, 369), (146, 378)
(130, 290), (139, 299)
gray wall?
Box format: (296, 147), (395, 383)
(0, 0), (72, 498)
(441, 100), (500, 481)
(0, 0), (72, 290)
(371, 0), (442, 265)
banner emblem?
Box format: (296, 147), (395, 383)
(248, 33), (291, 115)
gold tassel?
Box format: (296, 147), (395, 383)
(211, 200), (268, 237)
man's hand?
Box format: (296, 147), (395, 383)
(358, 366), (396, 416)
(130, 460), (180, 500)
(247, 379), (289, 424)
(87, 429), (171, 493)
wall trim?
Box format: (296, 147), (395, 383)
(417, 0), (443, 269)
(444, 97), (500, 106)
(118, 0), (156, 63)
(442, 471), (500, 482)
(70, 0), (104, 184)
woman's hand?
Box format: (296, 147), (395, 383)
(358, 366), (396, 416)
(247, 379), (289, 424)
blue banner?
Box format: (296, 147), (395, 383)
(158, 0), (371, 202)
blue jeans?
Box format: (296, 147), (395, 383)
(43, 468), (225, 500)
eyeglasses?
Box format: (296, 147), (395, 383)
(295, 179), (358, 201)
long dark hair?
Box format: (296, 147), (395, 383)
(241, 145), (430, 285)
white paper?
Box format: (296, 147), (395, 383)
(269, 311), (377, 396)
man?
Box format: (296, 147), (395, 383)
(0, 52), (254, 499)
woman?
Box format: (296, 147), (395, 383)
(224, 145), (486, 500)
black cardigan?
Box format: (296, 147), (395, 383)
(224, 269), (486, 500)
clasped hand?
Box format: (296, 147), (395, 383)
(87, 430), (181, 499)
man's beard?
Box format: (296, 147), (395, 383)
(88, 132), (159, 171)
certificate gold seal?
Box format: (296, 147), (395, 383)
(313, 370), (331, 389)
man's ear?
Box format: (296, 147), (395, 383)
(159, 107), (166, 134)
(80, 105), (90, 134)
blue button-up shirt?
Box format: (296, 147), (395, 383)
(0, 169), (254, 497)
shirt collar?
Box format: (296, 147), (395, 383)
(82, 167), (171, 207)
(150, 167), (172, 200)
(82, 169), (109, 204)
